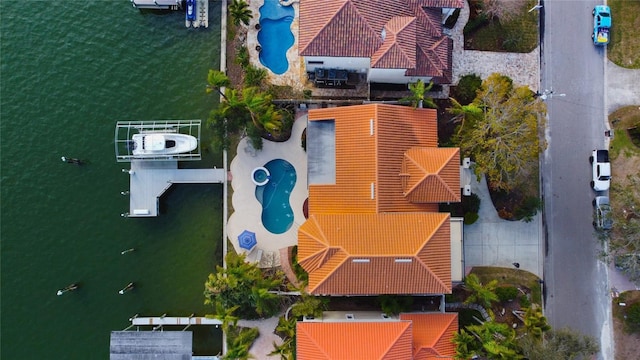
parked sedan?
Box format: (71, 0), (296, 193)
(590, 149), (611, 191)
(593, 195), (613, 231)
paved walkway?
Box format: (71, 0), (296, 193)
(463, 171), (543, 278)
(606, 60), (640, 114)
(237, 314), (283, 359)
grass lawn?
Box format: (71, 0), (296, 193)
(608, 0), (640, 68)
(464, 0), (539, 52)
(610, 106), (640, 160)
(471, 266), (543, 305)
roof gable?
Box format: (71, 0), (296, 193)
(296, 321), (413, 359)
(298, 213), (452, 295)
(371, 17), (417, 69)
(401, 147), (461, 203)
(399, 313), (458, 359)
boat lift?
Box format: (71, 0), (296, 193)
(114, 120), (202, 162)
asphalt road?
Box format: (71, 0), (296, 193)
(541, 1), (613, 358)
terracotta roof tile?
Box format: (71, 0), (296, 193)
(399, 313), (458, 359)
(299, 0), (462, 82)
(296, 321), (413, 359)
(298, 213), (452, 295)
(308, 104), (443, 215)
(371, 17), (416, 69)
(401, 147), (461, 203)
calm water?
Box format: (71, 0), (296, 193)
(1, 1), (223, 358)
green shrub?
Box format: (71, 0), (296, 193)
(378, 295), (414, 316)
(463, 12), (490, 36)
(291, 245), (308, 284)
(515, 196), (542, 222)
(520, 294), (531, 308)
(463, 192), (481, 213)
(495, 286), (519, 302)
(244, 65), (267, 87)
(464, 212), (479, 225)
(303, 89), (312, 99)
(235, 45), (250, 68)
(453, 74), (482, 105)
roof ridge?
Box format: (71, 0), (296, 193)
(380, 321), (412, 359)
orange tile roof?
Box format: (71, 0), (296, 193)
(401, 147), (461, 203)
(299, 0), (463, 82)
(399, 313), (458, 359)
(296, 321), (413, 359)
(308, 104), (458, 215)
(298, 213), (452, 295)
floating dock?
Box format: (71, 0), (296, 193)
(125, 160), (225, 217)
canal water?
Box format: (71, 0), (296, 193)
(0, 1), (223, 358)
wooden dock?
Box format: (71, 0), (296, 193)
(131, 316), (222, 326)
(126, 160), (225, 217)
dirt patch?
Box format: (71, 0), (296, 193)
(225, 21), (245, 89)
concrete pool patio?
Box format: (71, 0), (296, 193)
(227, 114), (308, 267)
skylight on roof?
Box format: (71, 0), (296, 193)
(352, 259), (370, 263)
(394, 258), (412, 263)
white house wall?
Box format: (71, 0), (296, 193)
(304, 56), (369, 73)
(367, 68), (432, 84)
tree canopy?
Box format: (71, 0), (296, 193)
(453, 73), (546, 192)
(228, 0), (253, 27)
(204, 252), (284, 319)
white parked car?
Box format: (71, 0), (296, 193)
(590, 149), (611, 191)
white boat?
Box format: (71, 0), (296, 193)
(131, 133), (197, 156)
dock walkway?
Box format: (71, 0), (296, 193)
(132, 316), (222, 326)
(126, 160), (225, 217)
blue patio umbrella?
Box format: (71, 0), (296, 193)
(238, 230), (257, 251)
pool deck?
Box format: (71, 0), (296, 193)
(226, 114), (308, 267)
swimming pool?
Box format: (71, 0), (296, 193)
(254, 159), (296, 234)
(257, 0), (294, 75)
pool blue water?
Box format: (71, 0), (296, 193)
(257, 0), (294, 75)
(255, 159), (296, 234)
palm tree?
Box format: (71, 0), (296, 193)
(269, 338), (295, 360)
(214, 302), (240, 333)
(206, 70), (231, 100)
(251, 287), (279, 317)
(447, 97), (483, 135)
(401, 79), (436, 109)
(453, 329), (479, 360)
(467, 321), (520, 360)
(291, 293), (328, 319)
(276, 316), (297, 339)
(464, 273), (499, 309)
(229, 0), (253, 27)
(522, 304), (551, 339)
